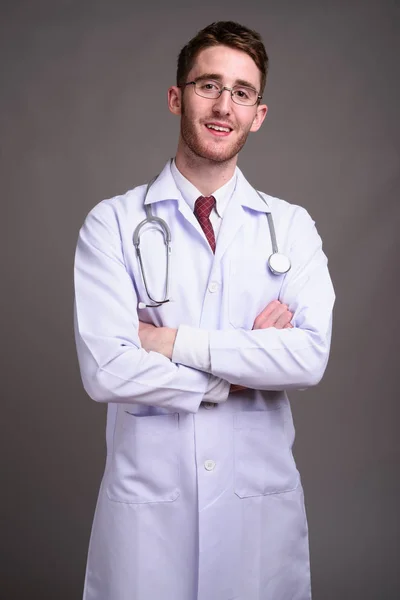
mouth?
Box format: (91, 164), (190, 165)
(204, 122), (233, 137)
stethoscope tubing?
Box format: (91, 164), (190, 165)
(133, 175), (291, 308)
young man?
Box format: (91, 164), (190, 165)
(74, 21), (335, 600)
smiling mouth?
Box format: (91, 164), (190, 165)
(205, 124), (232, 133)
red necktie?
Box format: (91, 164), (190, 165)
(194, 195), (216, 253)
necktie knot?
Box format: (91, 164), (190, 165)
(194, 195), (216, 253)
(194, 195), (216, 220)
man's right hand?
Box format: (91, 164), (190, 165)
(230, 300), (293, 393)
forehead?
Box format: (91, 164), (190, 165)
(188, 45), (261, 88)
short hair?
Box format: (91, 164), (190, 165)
(176, 21), (269, 97)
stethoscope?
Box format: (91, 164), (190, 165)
(133, 174), (291, 309)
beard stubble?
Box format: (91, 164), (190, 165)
(180, 99), (251, 164)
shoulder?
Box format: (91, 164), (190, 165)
(75, 184), (147, 253)
(85, 183), (147, 224)
(236, 169), (314, 227)
(78, 184), (148, 243)
(259, 191), (315, 228)
(256, 191), (324, 255)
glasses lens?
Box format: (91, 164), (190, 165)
(194, 81), (221, 98)
(192, 80), (258, 105)
(232, 86), (258, 105)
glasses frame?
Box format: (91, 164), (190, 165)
(183, 80), (262, 106)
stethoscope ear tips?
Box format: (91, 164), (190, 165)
(138, 302), (147, 309)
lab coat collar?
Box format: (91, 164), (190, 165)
(143, 159), (182, 205)
(144, 159), (271, 214)
(143, 160), (206, 243)
(235, 167), (271, 213)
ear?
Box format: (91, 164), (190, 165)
(168, 86), (182, 116)
(250, 103), (268, 132)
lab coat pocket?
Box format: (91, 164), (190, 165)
(233, 410), (299, 498)
(107, 412), (180, 504)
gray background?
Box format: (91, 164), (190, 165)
(1, 0), (399, 598)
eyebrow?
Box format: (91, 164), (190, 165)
(193, 73), (258, 91)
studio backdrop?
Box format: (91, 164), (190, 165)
(1, 1), (399, 598)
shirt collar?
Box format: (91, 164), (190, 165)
(170, 158), (237, 218)
(143, 158), (271, 214)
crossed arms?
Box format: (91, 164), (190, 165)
(139, 300), (293, 359)
(74, 203), (335, 414)
(139, 300), (293, 394)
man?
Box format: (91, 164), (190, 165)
(74, 21), (335, 600)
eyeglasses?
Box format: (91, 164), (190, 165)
(184, 79), (262, 106)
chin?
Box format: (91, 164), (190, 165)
(196, 141), (239, 163)
(181, 126), (244, 164)
(205, 152), (236, 163)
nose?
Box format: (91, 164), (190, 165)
(211, 88), (233, 115)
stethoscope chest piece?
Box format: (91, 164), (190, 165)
(268, 252), (291, 275)
(134, 176), (292, 308)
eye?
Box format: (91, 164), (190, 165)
(199, 80), (219, 91)
(234, 88), (251, 100)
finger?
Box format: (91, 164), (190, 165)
(259, 299), (281, 319)
(254, 301), (286, 329)
(284, 322), (294, 329)
(257, 304), (293, 330)
(258, 303), (288, 329)
(274, 310), (293, 329)
(253, 300), (281, 329)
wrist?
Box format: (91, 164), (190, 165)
(164, 327), (178, 359)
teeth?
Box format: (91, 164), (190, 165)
(206, 124), (230, 132)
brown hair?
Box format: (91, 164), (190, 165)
(176, 21), (269, 97)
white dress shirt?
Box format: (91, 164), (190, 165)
(170, 159), (236, 403)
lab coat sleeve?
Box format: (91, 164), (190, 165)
(74, 203), (218, 413)
(174, 207), (335, 390)
(172, 326), (230, 402)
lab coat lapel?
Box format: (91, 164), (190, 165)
(146, 160), (210, 242)
(214, 194), (245, 262)
(214, 169), (270, 262)
(145, 160), (271, 258)
(175, 197), (203, 236)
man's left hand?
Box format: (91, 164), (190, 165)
(138, 321), (177, 359)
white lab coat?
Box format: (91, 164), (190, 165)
(74, 159), (335, 600)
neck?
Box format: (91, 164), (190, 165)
(175, 138), (237, 196)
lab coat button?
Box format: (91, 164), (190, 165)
(203, 401), (216, 409)
(204, 459), (216, 471)
(208, 281), (219, 293)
